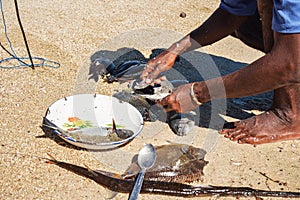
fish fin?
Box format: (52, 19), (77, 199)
(121, 173), (136, 180)
(46, 153), (57, 161)
(94, 169), (123, 179)
(112, 118), (116, 131)
(45, 160), (55, 164)
(83, 164), (99, 177)
(45, 153), (58, 164)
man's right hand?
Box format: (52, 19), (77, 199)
(141, 50), (178, 85)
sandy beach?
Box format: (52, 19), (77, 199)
(0, 0), (299, 199)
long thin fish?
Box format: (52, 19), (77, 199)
(46, 157), (300, 198)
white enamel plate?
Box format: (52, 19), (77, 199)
(44, 94), (144, 150)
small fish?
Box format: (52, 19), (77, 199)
(89, 58), (116, 82)
(42, 119), (134, 144)
(106, 61), (146, 83)
(113, 79), (196, 135)
(89, 59), (146, 83)
(134, 79), (173, 101)
(67, 127), (109, 137)
(113, 91), (163, 122)
(108, 60), (142, 76)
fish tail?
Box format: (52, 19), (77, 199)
(45, 160), (56, 164)
(46, 153), (57, 161)
(44, 153), (59, 165)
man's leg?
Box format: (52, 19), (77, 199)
(232, 0), (274, 53)
(232, 9), (265, 52)
(258, 0), (274, 53)
(220, 84), (300, 145)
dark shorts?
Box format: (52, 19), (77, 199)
(231, 10), (265, 52)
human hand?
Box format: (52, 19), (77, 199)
(141, 50), (178, 85)
(157, 83), (201, 113)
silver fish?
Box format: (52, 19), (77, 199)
(42, 119), (134, 144)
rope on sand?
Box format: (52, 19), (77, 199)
(0, 0), (60, 69)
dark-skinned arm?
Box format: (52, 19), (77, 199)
(160, 32), (300, 113)
(142, 8), (249, 83)
(184, 8), (249, 51)
(193, 32), (300, 102)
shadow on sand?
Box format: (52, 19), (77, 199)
(88, 47), (273, 130)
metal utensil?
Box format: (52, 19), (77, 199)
(128, 144), (156, 200)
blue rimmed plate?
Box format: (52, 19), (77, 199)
(44, 94), (144, 150)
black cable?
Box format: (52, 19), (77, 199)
(13, 0), (34, 69)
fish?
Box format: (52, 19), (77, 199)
(89, 59), (146, 83)
(106, 60), (145, 83)
(46, 154), (300, 198)
(113, 89), (196, 136)
(121, 143), (208, 183)
(42, 119), (134, 144)
(113, 91), (163, 122)
(88, 58), (116, 82)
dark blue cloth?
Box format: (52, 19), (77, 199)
(219, 0), (300, 33)
(219, 0), (257, 16)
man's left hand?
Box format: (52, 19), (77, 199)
(157, 83), (200, 113)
